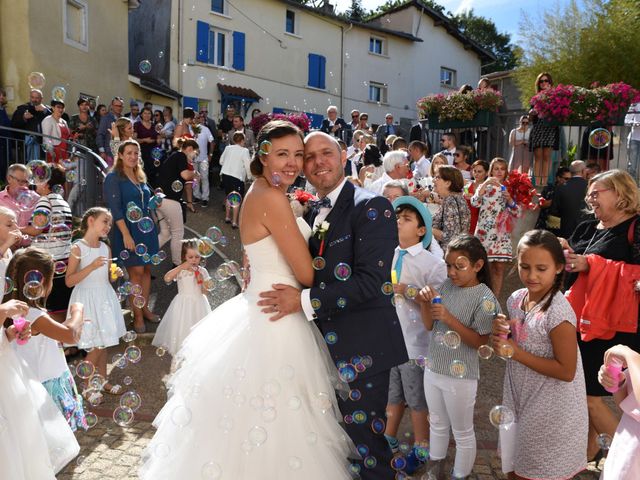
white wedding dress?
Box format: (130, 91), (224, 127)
(140, 218), (354, 479)
(0, 327), (79, 479)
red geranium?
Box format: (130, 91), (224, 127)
(504, 170), (537, 210)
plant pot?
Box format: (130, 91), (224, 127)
(428, 110), (495, 130)
(542, 112), (627, 127)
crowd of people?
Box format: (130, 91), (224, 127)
(0, 79), (639, 480)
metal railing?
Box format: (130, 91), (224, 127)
(424, 113), (636, 186)
(0, 126), (109, 216)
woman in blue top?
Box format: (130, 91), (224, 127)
(104, 139), (159, 332)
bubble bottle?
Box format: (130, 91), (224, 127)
(13, 317), (30, 345)
(604, 358), (624, 393)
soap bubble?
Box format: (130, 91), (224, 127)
(226, 191), (242, 207)
(3, 277), (14, 295)
(155, 347), (166, 357)
(248, 426), (268, 446)
(132, 295), (145, 309)
(65, 170), (77, 182)
(312, 256), (326, 270)
(171, 405), (192, 427)
(120, 249), (130, 260)
(85, 412), (98, 429)
(324, 331), (338, 344)
(478, 344), (494, 360)
(31, 208), (50, 229)
(138, 59), (152, 74)
(171, 180), (183, 192)
(125, 345), (142, 363)
(27, 160), (51, 185)
(197, 237), (216, 258)
(270, 172), (281, 186)
(449, 360), (467, 378)
(122, 330), (137, 342)
(126, 205), (143, 223)
(158, 50), (165, 58)
(123, 376), (133, 386)
(489, 405), (515, 429)
(28, 72), (46, 90)
(197, 75), (207, 89)
(201, 461), (223, 479)
(206, 226), (223, 243)
(51, 85), (66, 102)
(381, 282), (394, 295)
(311, 298), (322, 310)
(24, 269), (44, 284)
(138, 217), (155, 233)
(405, 285), (419, 300)
(334, 263), (352, 281)
(151, 147), (163, 160)
(443, 330), (461, 349)
(596, 433), (613, 450)
(113, 406), (134, 426)
(76, 361), (95, 379)
(135, 243), (147, 256)
(23, 280), (44, 300)
(120, 391), (142, 412)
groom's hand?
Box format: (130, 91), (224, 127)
(258, 284), (302, 321)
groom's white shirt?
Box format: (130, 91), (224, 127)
(301, 177), (348, 321)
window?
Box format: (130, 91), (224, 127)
(368, 82), (388, 103)
(440, 67), (456, 87)
(211, 0), (225, 14)
(308, 54), (326, 90)
(369, 37), (385, 55)
(62, 0), (88, 51)
(285, 10), (296, 34)
(196, 22), (245, 71)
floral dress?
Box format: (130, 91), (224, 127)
(471, 184), (519, 262)
(432, 193), (470, 250)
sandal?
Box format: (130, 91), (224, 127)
(232, 223), (239, 229)
(225, 218), (231, 224)
(187, 202), (196, 213)
(103, 384), (123, 395)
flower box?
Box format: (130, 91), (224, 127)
(541, 112), (627, 127)
(428, 110), (495, 130)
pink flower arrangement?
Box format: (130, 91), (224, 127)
(417, 89), (503, 122)
(249, 112), (311, 136)
(531, 82), (640, 125)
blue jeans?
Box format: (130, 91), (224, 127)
(628, 139), (640, 181)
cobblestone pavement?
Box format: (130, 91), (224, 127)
(58, 186), (607, 479)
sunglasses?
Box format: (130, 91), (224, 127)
(454, 153), (463, 157)
(539, 79), (550, 84)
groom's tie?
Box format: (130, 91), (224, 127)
(393, 249), (408, 281)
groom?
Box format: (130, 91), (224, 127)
(259, 132), (408, 479)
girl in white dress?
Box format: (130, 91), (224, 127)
(1, 300), (80, 479)
(152, 239), (212, 356)
(140, 120), (354, 479)
(66, 207), (126, 395)
(7, 248), (87, 430)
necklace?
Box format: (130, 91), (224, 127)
(583, 226), (612, 254)
(126, 173), (145, 212)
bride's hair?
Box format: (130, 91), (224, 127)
(250, 120), (304, 177)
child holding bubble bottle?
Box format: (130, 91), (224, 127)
(66, 207), (126, 396)
(383, 196), (447, 474)
(6, 247), (88, 431)
(598, 344), (640, 478)
(152, 239), (212, 356)
(490, 230), (588, 480)
(417, 234), (498, 479)
(219, 131), (252, 229)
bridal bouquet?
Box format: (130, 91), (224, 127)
(288, 188), (317, 218)
(496, 171), (537, 234)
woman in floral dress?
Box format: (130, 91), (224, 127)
(471, 158), (519, 296)
(432, 165), (470, 252)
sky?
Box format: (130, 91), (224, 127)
(333, 0), (573, 42)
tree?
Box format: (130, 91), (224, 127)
(368, 0), (447, 18)
(514, 0), (640, 106)
(346, 0), (367, 21)
(450, 10), (518, 75)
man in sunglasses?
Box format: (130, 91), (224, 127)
(438, 132), (457, 165)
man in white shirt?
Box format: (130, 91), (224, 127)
(367, 150), (411, 196)
(193, 113), (215, 206)
(409, 140), (431, 180)
(438, 132), (457, 165)
(625, 102), (640, 179)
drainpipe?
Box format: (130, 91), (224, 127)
(340, 23), (353, 114)
(177, 0), (183, 106)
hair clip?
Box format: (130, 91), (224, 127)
(258, 140), (272, 156)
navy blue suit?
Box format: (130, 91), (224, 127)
(305, 181), (408, 479)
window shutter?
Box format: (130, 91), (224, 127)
(183, 96), (199, 111)
(308, 54), (319, 88)
(212, 0), (224, 13)
(318, 55), (326, 90)
(232, 31), (245, 71)
(196, 21), (209, 62)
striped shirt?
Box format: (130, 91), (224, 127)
(427, 278), (499, 380)
(31, 192), (73, 260)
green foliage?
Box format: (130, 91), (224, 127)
(515, 0), (640, 107)
(346, 0), (366, 21)
(368, 0), (447, 17)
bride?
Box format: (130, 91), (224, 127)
(140, 121), (354, 479)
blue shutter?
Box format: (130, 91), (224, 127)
(318, 55), (326, 90)
(196, 21), (209, 62)
(308, 54), (319, 88)
(232, 31), (245, 71)
(183, 96), (199, 111)
(306, 112), (324, 129)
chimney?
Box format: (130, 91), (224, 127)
(320, 1), (335, 14)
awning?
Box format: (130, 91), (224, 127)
(128, 75), (182, 100)
(217, 83), (261, 116)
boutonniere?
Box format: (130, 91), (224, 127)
(314, 221), (330, 256)
(287, 188), (317, 218)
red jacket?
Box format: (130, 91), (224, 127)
(566, 254), (640, 341)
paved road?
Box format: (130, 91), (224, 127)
(57, 186), (604, 479)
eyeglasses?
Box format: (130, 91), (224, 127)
(587, 188), (610, 200)
(539, 79), (550, 84)
(8, 174), (28, 185)
(521, 121), (529, 124)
